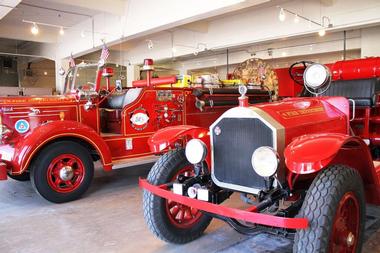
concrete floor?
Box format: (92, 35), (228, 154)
(1, 164), (380, 253)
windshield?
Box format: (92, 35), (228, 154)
(63, 63), (126, 94)
(63, 64), (98, 94)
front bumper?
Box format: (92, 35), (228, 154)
(139, 178), (308, 230)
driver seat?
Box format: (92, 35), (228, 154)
(107, 88), (142, 109)
(323, 78), (380, 107)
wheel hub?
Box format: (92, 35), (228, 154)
(59, 166), (74, 181)
(346, 232), (355, 247)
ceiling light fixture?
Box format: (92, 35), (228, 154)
(294, 14), (300, 23)
(318, 29), (326, 37)
(59, 26), (64, 35)
(278, 8), (286, 22)
(172, 47), (177, 53)
(277, 6), (332, 36)
(147, 40), (154, 50)
(31, 22), (39, 35)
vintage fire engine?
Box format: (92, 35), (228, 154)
(140, 57), (380, 252)
(0, 59), (270, 203)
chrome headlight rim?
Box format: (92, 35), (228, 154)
(185, 139), (207, 165)
(251, 146), (279, 178)
(303, 63), (331, 94)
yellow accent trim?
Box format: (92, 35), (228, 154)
(10, 114), (60, 119)
(12, 105), (77, 110)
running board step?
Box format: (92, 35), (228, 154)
(112, 155), (159, 169)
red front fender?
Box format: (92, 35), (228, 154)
(148, 125), (211, 165)
(148, 125), (210, 153)
(8, 120), (113, 174)
(284, 133), (373, 175)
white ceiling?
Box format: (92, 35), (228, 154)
(0, 0), (21, 19)
(0, 0), (126, 43)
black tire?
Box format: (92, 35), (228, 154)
(143, 149), (212, 244)
(8, 172), (30, 181)
(30, 141), (94, 203)
(293, 165), (365, 253)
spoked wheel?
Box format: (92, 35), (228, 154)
(330, 192), (360, 252)
(165, 166), (203, 228)
(293, 165), (365, 253)
(46, 154), (85, 193)
(31, 141), (94, 203)
(143, 149), (212, 244)
(288, 61), (315, 85)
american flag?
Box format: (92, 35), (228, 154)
(69, 53), (76, 68)
(100, 43), (110, 62)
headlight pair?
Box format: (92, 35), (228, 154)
(185, 140), (278, 178)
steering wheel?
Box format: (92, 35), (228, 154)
(288, 61), (315, 85)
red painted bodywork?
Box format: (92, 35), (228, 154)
(143, 57), (380, 228)
(148, 125), (211, 167)
(332, 57), (380, 80)
(139, 178), (308, 229)
(0, 63), (269, 178)
(132, 76), (177, 88)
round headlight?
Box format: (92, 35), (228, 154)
(303, 63), (330, 90)
(251, 146), (279, 178)
(185, 139), (207, 164)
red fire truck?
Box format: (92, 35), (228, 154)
(141, 57), (380, 252)
(0, 59), (270, 203)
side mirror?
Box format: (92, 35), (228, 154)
(58, 67), (66, 76)
(115, 79), (122, 91)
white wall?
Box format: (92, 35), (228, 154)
(361, 26), (380, 57)
(19, 0), (380, 91)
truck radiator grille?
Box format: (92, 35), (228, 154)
(211, 118), (273, 191)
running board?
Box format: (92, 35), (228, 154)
(112, 155), (159, 169)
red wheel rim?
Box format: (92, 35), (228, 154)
(329, 192), (360, 253)
(46, 154), (85, 193)
(165, 165), (203, 228)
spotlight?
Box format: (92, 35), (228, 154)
(318, 29), (326, 37)
(278, 8), (286, 22)
(31, 23), (39, 35)
(147, 40), (153, 50)
(44, 71), (48, 75)
(59, 27), (64, 35)
(294, 14), (300, 23)
(172, 47), (177, 53)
